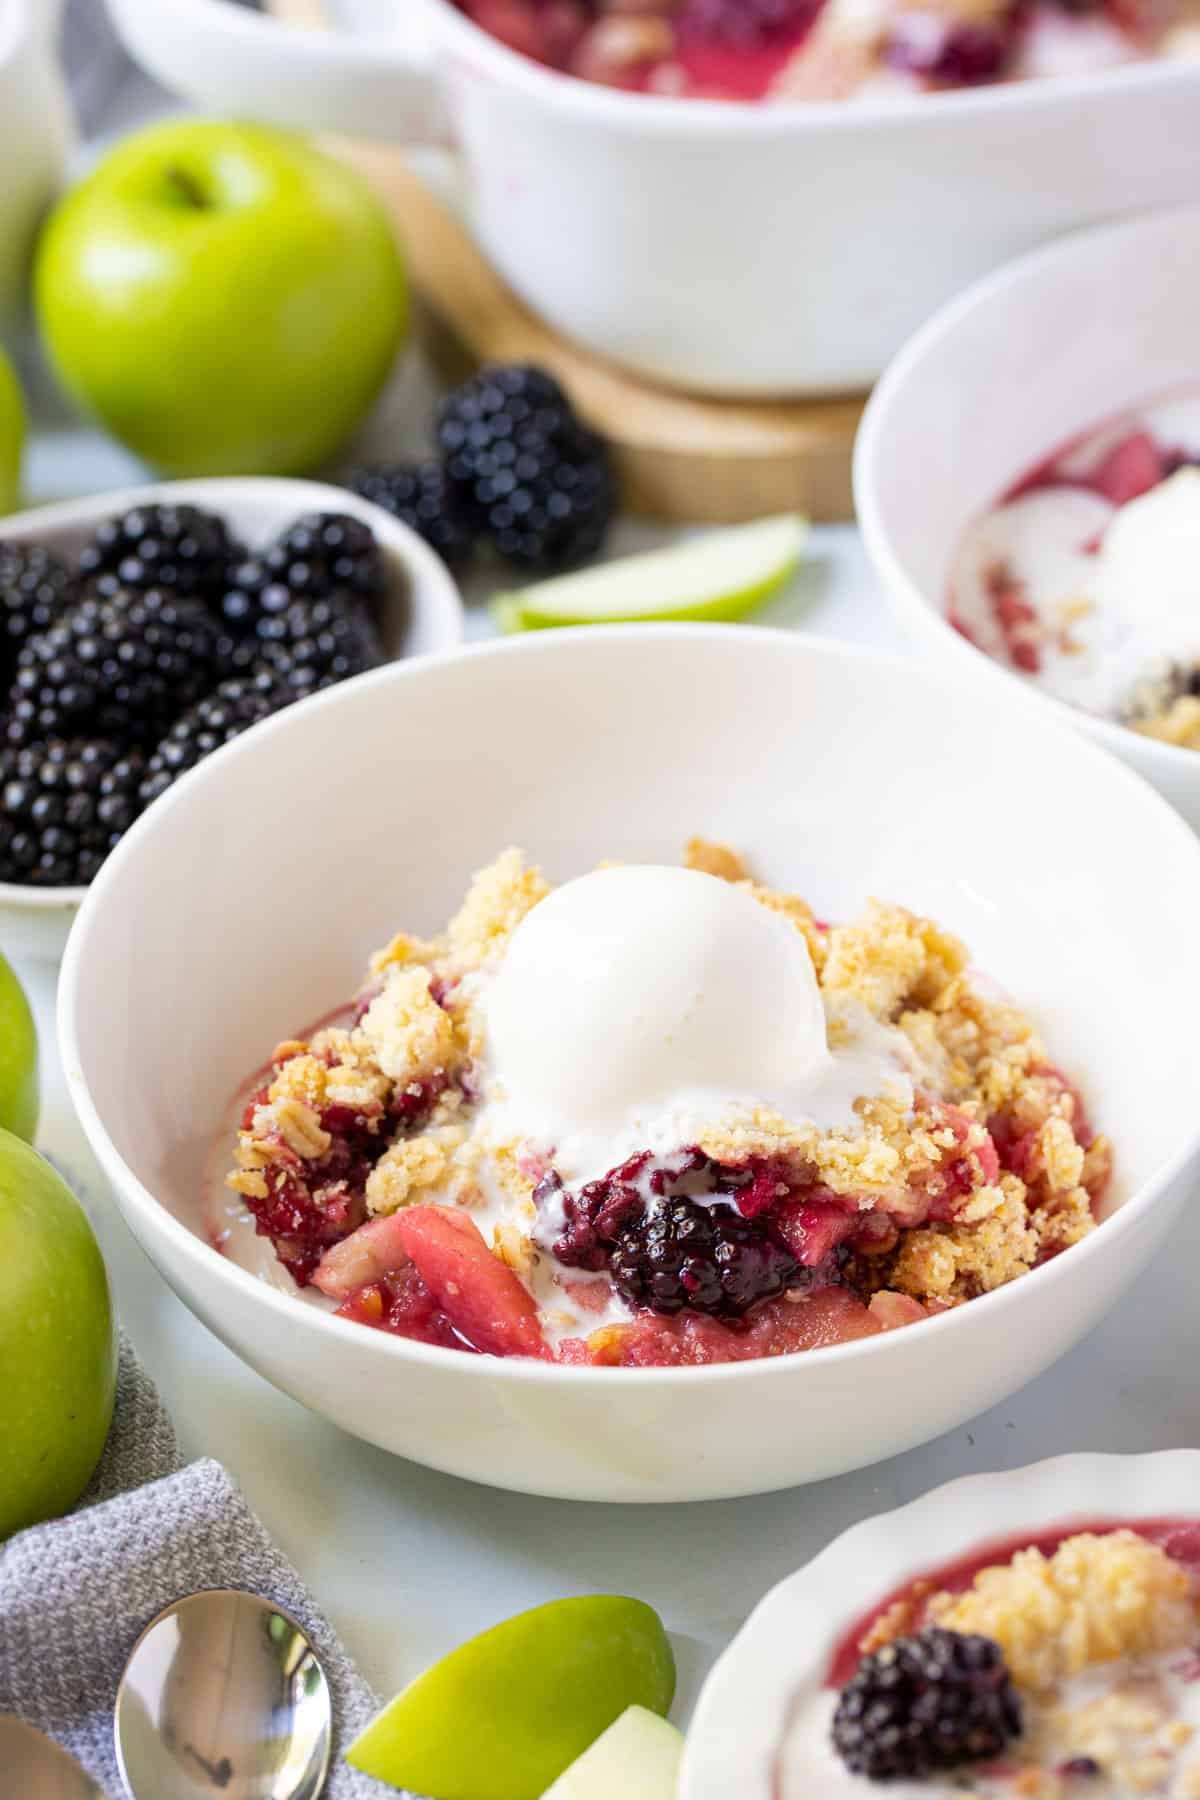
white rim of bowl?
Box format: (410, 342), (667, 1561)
(855, 197), (1200, 782)
(682, 1448), (1200, 1799)
(0, 477), (464, 913)
(416, 0), (1200, 133)
(57, 624), (1200, 1386)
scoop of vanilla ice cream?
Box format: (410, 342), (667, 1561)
(484, 865), (830, 1155)
(1096, 466), (1200, 660)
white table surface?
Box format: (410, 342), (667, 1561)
(16, 348), (1200, 1736)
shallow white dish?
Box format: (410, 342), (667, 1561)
(58, 626), (1200, 1503)
(0, 476), (464, 960)
(855, 201), (1200, 832)
(682, 1448), (1200, 1798)
(107, 0), (1200, 396)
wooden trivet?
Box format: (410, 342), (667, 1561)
(267, 0), (867, 522)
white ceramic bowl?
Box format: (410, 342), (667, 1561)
(682, 1449), (1200, 1796)
(107, 0), (1200, 396)
(58, 627), (1200, 1503)
(0, 477), (463, 960)
(855, 202), (1200, 832)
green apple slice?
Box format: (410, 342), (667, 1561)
(491, 514), (807, 632)
(346, 1595), (675, 1800)
(540, 1705), (684, 1800)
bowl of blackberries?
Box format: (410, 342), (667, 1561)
(0, 477), (464, 958)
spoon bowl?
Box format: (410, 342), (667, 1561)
(114, 1589), (332, 1800)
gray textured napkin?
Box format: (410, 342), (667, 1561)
(0, 1337), (409, 1799)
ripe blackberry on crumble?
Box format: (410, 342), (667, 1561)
(832, 1628), (1022, 1779)
(539, 1150), (805, 1319)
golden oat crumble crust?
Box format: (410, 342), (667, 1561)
(228, 841), (1107, 1314)
(930, 1532), (1197, 1691)
(1133, 693), (1200, 749)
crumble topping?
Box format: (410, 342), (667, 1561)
(445, 845), (551, 973)
(1126, 674), (1200, 750)
(365, 1125), (468, 1215)
(683, 835), (751, 883)
(929, 1533), (1197, 1691)
(222, 840), (1109, 1359)
(359, 966), (457, 1084)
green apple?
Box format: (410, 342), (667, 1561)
(492, 514), (807, 632)
(347, 1595), (676, 1800)
(0, 951), (38, 1143)
(0, 344), (24, 514)
(34, 120), (407, 477)
(0, 1132), (115, 1539)
(541, 1706), (684, 1800)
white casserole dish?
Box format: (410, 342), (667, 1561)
(107, 0), (1200, 396)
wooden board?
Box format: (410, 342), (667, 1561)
(267, 0), (866, 522)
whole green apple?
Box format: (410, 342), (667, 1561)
(0, 951), (38, 1143)
(35, 120), (408, 477)
(0, 1132), (115, 1539)
(0, 344), (24, 514)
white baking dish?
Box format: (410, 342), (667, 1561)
(106, 0), (1200, 396)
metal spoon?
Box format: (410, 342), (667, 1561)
(0, 1718), (106, 1798)
(114, 1589), (332, 1800)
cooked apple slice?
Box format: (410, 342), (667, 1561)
(312, 1211), (411, 1299)
(540, 1705), (684, 1799)
(346, 1595), (676, 1800)
(394, 1203), (549, 1359)
(491, 515), (807, 632)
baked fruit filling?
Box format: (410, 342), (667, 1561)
(217, 841), (1109, 1366)
(951, 394), (1200, 750)
(785, 1523), (1200, 1794)
(454, 0), (1178, 102)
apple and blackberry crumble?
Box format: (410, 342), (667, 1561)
(781, 1522), (1200, 1794)
(951, 391), (1200, 750)
(454, 0), (1182, 104)
(216, 840), (1110, 1366)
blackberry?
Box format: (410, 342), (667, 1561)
(219, 512), (385, 635)
(347, 462), (476, 569)
(0, 738), (144, 886)
(539, 1149), (801, 1319)
(885, 10), (1017, 81)
(678, 0), (818, 44)
(7, 588), (224, 749)
(832, 1628), (1021, 1780)
(250, 594), (383, 693)
(139, 670), (298, 806)
(78, 503), (238, 606)
(0, 545), (77, 680)
(611, 1197), (800, 1318)
(437, 365), (615, 573)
